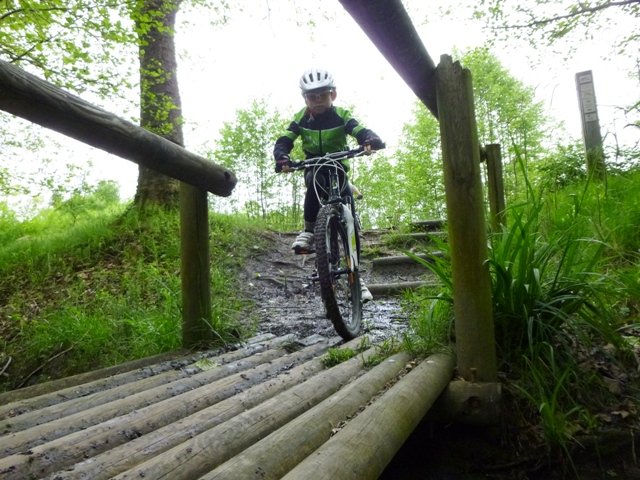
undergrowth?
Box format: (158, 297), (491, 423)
(0, 196), (262, 392)
(402, 167), (640, 469)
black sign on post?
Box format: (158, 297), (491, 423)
(575, 70), (606, 178)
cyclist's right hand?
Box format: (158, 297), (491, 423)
(275, 156), (292, 173)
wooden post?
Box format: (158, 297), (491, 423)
(435, 55), (497, 382)
(180, 184), (213, 348)
(575, 70), (606, 179)
(484, 143), (506, 231)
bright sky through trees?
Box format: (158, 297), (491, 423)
(5, 1), (638, 206)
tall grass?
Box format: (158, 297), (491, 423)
(407, 166), (640, 459)
(0, 194), (263, 391)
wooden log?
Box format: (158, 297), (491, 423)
(110, 345), (386, 480)
(0, 334), (278, 418)
(180, 184), (213, 348)
(0, 350), (191, 414)
(484, 143), (506, 231)
(388, 231), (447, 242)
(367, 281), (437, 295)
(409, 219), (445, 232)
(0, 59), (236, 196)
(0, 338), (339, 480)
(281, 352), (456, 480)
(52, 337), (363, 480)
(372, 251), (444, 267)
(0, 342), (297, 457)
(0, 334), (290, 430)
(436, 55), (497, 382)
(338, 0), (438, 117)
(203, 351), (413, 480)
(426, 380), (502, 425)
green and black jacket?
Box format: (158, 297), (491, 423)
(273, 106), (377, 170)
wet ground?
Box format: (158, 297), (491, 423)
(237, 229), (640, 480)
(239, 229), (423, 342)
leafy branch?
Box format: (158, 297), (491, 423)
(501, 0), (640, 30)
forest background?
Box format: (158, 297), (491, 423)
(1, 0), (638, 220)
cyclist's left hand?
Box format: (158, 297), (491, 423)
(363, 135), (384, 154)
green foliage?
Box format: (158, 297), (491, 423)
(322, 347), (356, 368)
(211, 99), (305, 229)
(353, 104), (444, 228)
(0, 198), (259, 391)
(468, 0), (639, 61)
(530, 141), (587, 189)
(399, 247), (454, 356)
(488, 197), (620, 363)
(463, 0), (640, 143)
(0, 0), (137, 97)
(362, 336), (403, 367)
(516, 342), (585, 467)
(460, 47), (552, 197)
(405, 166), (639, 461)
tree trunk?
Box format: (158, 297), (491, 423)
(133, 0), (184, 208)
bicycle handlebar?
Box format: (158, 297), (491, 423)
(289, 143), (385, 170)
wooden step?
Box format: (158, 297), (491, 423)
(372, 251), (445, 268)
(409, 219), (445, 232)
(368, 280), (438, 296)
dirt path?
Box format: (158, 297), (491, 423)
(238, 229), (433, 342)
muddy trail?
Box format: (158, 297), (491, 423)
(238, 226), (442, 342)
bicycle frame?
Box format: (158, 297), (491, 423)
(292, 149), (364, 275)
(289, 146), (382, 339)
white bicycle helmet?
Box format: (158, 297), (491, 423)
(299, 68), (335, 93)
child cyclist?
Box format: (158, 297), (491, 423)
(273, 67), (384, 302)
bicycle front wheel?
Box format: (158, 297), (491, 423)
(314, 205), (362, 339)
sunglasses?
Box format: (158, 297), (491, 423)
(304, 90), (333, 101)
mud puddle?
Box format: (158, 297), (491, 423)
(239, 230), (418, 343)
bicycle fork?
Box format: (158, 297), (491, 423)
(338, 202), (359, 279)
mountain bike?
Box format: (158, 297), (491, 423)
(290, 145), (383, 339)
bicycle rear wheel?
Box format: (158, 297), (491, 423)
(314, 205), (362, 339)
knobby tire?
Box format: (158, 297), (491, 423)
(314, 205), (362, 339)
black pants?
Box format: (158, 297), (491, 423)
(303, 167), (353, 225)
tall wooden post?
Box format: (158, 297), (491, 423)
(484, 143), (506, 231)
(180, 184), (213, 348)
(575, 70), (606, 179)
(436, 55), (497, 382)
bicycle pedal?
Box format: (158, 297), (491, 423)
(293, 247), (315, 255)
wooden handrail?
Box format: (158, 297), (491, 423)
(0, 59), (236, 197)
(338, 0), (438, 118)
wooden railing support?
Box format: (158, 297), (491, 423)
(483, 143), (506, 231)
(180, 184), (213, 348)
(436, 55), (497, 382)
(0, 60), (242, 349)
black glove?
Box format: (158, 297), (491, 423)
(275, 155), (292, 173)
(363, 134), (384, 150)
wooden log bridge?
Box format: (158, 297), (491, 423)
(0, 334), (456, 479)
